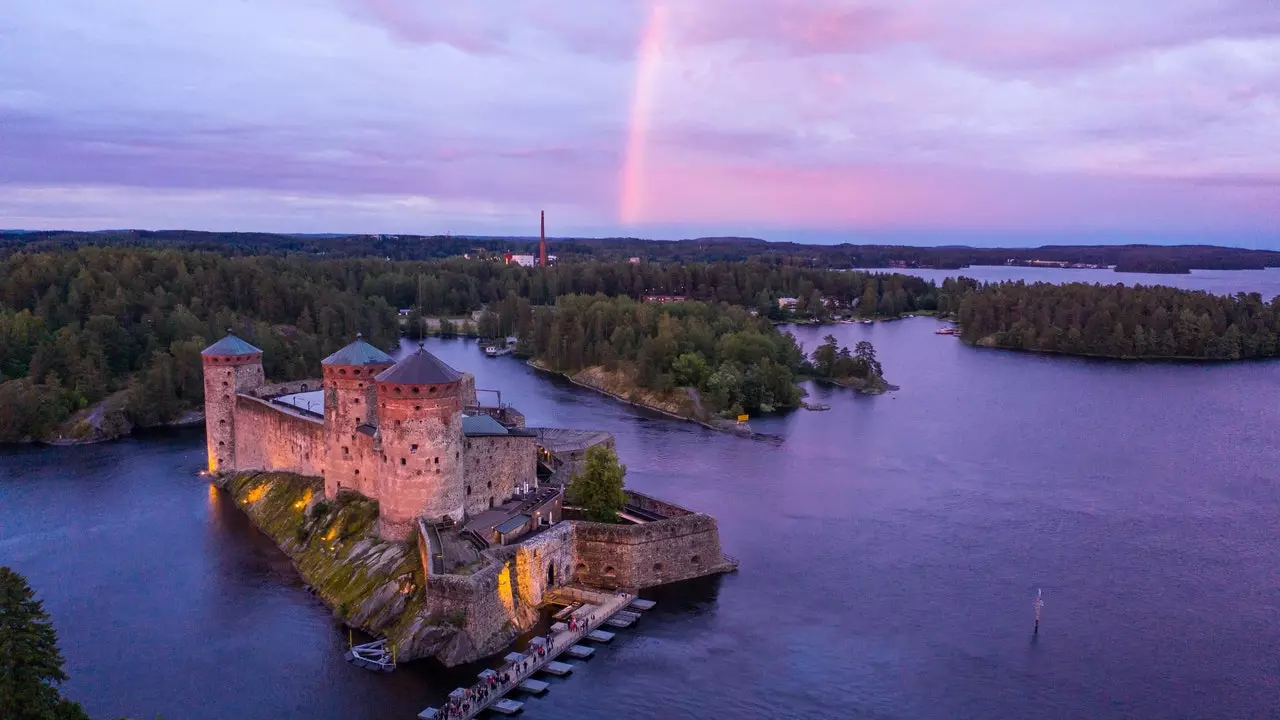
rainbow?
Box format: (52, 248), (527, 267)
(619, 1), (668, 225)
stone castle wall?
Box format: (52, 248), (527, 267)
(232, 395), (325, 477)
(572, 513), (728, 589)
(462, 435), (537, 516)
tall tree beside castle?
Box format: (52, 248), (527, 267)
(0, 567), (91, 720)
(567, 446), (627, 523)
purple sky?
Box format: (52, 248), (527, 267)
(1, 0), (1277, 245)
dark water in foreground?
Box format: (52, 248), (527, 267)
(3, 323), (1280, 720)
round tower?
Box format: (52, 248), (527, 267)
(374, 344), (465, 540)
(321, 333), (394, 499)
(200, 330), (265, 475)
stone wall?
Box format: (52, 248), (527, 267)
(322, 363), (391, 499)
(249, 378), (323, 399)
(423, 522), (576, 659)
(458, 373), (478, 407)
(572, 513), (729, 589)
(232, 395), (325, 477)
(462, 434), (537, 516)
(624, 490), (693, 518)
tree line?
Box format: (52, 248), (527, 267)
(7, 230), (1279, 271)
(958, 281), (1280, 359)
(0, 247), (913, 441)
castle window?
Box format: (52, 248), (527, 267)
(395, 421), (401, 429)
(339, 368), (346, 376)
(393, 387), (402, 395)
(352, 398), (360, 405)
(691, 555), (702, 565)
(412, 387), (420, 395)
(603, 566), (616, 576)
(353, 369), (361, 376)
(219, 419), (225, 425)
(354, 469), (360, 475)
(400, 458), (406, 465)
(466, 486), (472, 495)
(486, 480), (492, 489)
(489, 497), (494, 508)
(429, 387), (437, 395)
(223, 381), (228, 388)
(411, 444), (418, 453)
(218, 441), (225, 447)
(434, 456), (439, 465)
(653, 563), (664, 572)
(343, 446), (349, 456)
(414, 406), (421, 411)
(355, 417), (361, 424)
(301, 384), (308, 391)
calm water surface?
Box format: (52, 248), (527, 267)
(3, 322), (1279, 719)
(855, 265), (1280, 298)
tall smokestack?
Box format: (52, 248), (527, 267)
(539, 210), (547, 267)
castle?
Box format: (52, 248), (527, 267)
(201, 330), (735, 591)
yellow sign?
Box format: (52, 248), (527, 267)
(736, 414), (749, 423)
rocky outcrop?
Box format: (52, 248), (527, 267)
(220, 472), (469, 663)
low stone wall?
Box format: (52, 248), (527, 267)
(573, 513), (730, 589)
(625, 489), (693, 518)
(233, 395), (324, 477)
(249, 378), (323, 399)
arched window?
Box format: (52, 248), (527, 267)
(603, 566), (616, 576)
(653, 563), (664, 572)
(691, 555), (702, 565)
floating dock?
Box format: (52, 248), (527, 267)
(540, 661), (574, 676)
(517, 679), (549, 694)
(566, 645), (594, 659)
(628, 599), (656, 611)
(605, 616), (634, 628)
(491, 699), (524, 715)
(344, 639), (395, 672)
(585, 629), (614, 643)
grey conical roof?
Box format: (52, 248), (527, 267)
(322, 334), (394, 366)
(202, 330), (262, 356)
(375, 345), (461, 385)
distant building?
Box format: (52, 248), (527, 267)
(398, 308), (412, 317)
(628, 257), (641, 264)
(641, 295), (688, 304)
(504, 253), (537, 267)
(777, 297), (799, 310)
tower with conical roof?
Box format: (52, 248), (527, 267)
(374, 343), (466, 539)
(321, 334), (394, 499)
(201, 330), (265, 474)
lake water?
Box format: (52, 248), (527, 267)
(855, 265), (1280, 298)
(3, 324), (1279, 718)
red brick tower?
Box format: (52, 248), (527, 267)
(539, 210), (547, 267)
(200, 330), (265, 474)
(374, 344), (466, 539)
(321, 334), (394, 499)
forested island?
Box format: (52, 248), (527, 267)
(0, 247), (901, 443)
(957, 281), (1280, 359)
(5, 230), (1278, 271)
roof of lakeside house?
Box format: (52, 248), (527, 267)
(202, 331), (262, 356)
(321, 334), (394, 366)
(374, 345), (461, 385)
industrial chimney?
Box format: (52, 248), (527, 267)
(539, 210), (548, 267)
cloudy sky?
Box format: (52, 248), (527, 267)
(2, 0), (1277, 245)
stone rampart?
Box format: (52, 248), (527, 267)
(573, 513), (729, 589)
(625, 489), (693, 518)
(233, 395), (324, 477)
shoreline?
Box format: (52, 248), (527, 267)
(964, 336), (1278, 363)
(523, 359), (764, 438)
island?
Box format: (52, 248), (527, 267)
(198, 331), (737, 665)
(955, 281), (1280, 360)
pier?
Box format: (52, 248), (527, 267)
(418, 587), (647, 719)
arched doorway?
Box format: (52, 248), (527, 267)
(546, 562), (556, 588)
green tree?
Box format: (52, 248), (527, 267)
(0, 567), (91, 720)
(566, 445), (627, 523)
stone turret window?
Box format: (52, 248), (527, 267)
(410, 444), (418, 453)
(434, 456), (440, 465)
(691, 555), (702, 565)
(352, 398), (360, 405)
(400, 458), (406, 465)
(466, 486), (472, 495)
(486, 480), (492, 489)
(342, 446), (349, 456)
